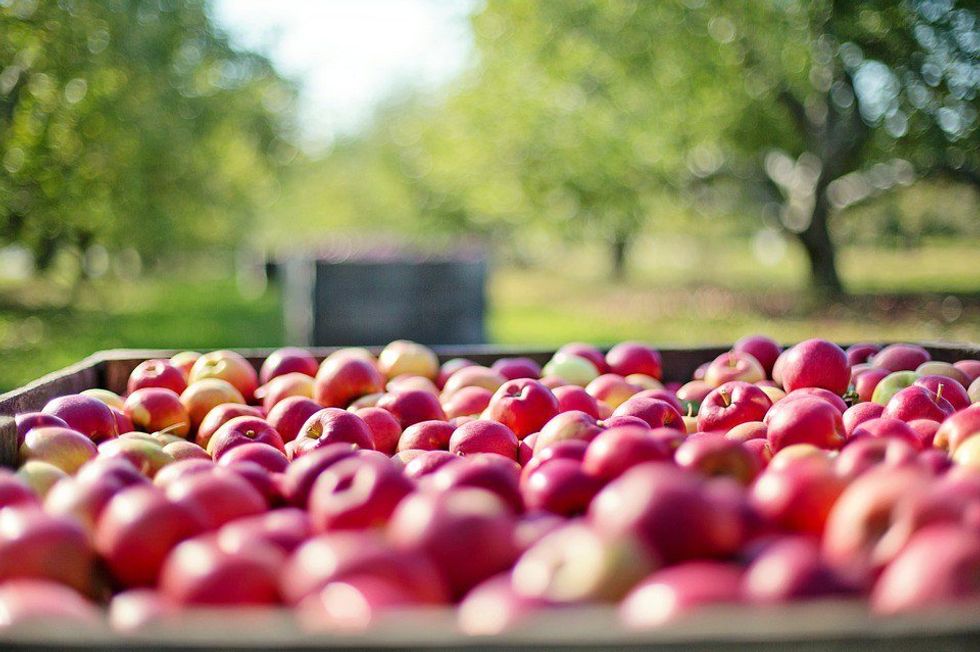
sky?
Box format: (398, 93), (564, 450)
(211, 0), (477, 150)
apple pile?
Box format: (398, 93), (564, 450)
(3, 338), (980, 634)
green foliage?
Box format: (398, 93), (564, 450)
(0, 0), (296, 270)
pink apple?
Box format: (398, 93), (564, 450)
(124, 388), (191, 438)
(108, 589), (177, 632)
(750, 456), (846, 536)
(309, 457), (415, 531)
(0, 469), (39, 509)
(265, 396), (321, 444)
(725, 421), (768, 442)
(160, 535), (281, 605)
(835, 437), (917, 479)
(314, 356), (385, 408)
(676, 380), (714, 412)
(449, 420), (519, 459)
(397, 419), (456, 452)
(487, 379), (559, 439)
(281, 443), (362, 507)
(934, 405), (980, 453)
(195, 403), (264, 450)
(403, 450), (461, 479)
(703, 351), (765, 388)
(883, 385), (954, 423)
(954, 359), (980, 383)
(914, 375), (970, 411)
(217, 508), (312, 555)
(873, 343), (931, 372)
(764, 396), (845, 452)
(427, 456), (523, 514)
(584, 374), (639, 409)
(675, 434), (760, 485)
(842, 402), (885, 437)
(521, 458), (602, 516)
(170, 351), (201, 379)
(441, 385), (494, 420)
(781, 387), (847, 413)
(260, 347), (318, 384)
(292, 408), (374, 458)
(612, 396), (684, 432)
(438, 357), (477, 388)
(216, 441), (289, 472)
(351, 406), (402, 455)
(206, 415), (285, 460)
(376, 390), (446, 428)
(42, 394), (118, 443)
(733, 335), (781, 377)
(697, 381), (772, 434)
(621, 561), (743, 628)
(907, 419), (941, 448)
(0, 506), (94, 594)
(490, 357), (542, 381)
(552, 385), (601, 418)
(854, 368), (889, 403)
(743, 536), (851, 602)
(14, 412), (69, 448)
(0, 580), (100, 628)
(605, 342), (663, 380)
(846, 343), (880, 366)
(256, 372), (314, 412)
(458, 573), (551, 635)
(850, 417), (922, 449)
(779, 339), (849, 395)
(521, 440), (589, 483)
(128, 359), (187, 395)
(165, 468), (266, 530)
(534, 411), (603, 452)
(441, 365), (507, 398)
(97, 438), (174, 479)
(582, 425), (671, 481)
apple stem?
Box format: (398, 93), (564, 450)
(719, 390), (731, 407)
(935, 383), (944, 402)
(687, 403), (694, 418)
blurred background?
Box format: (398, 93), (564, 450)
(0, 0), (977, 390)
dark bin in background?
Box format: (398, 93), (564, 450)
(272, 241), (487, 346)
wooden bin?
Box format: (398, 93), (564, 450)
(1, 342), (979, 651)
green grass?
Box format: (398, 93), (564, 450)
(0, 239), (976, 392)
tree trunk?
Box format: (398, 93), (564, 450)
(797, 191), (844, 295)
(610, 233), (629, 281)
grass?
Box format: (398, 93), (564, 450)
(0, 238), (976, 392)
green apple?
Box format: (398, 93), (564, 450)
(871, 371), (920, 406)
(542, 354), (599, 387)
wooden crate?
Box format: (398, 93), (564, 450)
(1, 342), (979, 650)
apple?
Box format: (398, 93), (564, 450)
(916, 361), (970, 387)
(458, 573), (551, 636)
(697, 381), (772, 434)
(542, 354), (600, 387)
(439, 357), (477, 387)
(441, 386), (494, 419)
(44, 464), (142, 538)
(781, 388), (847, 413)
(216, 508), (311, 556)
(952, 434), (980, 470)
(260, 346), (318, 384)
(255, 372), (314, 412)
(214, 441), (288, 473)
(552, 385), (601, 418)
(388, 488), (519, 599)
(160, 535), (281, 605)
(970, 376), (980, 403)
(620, 561), (743, 628)
(883, 385), (954, 423)
(778, 339), (849, 395)
(396, 419), (456, 452)
(195, 403), (264, 450)
(704, 351), (765, 388)
(854, 368), (889, 403)
(42, 394), (118, 443)
(871, 523), (980, 614)
(870, 370), (919, 406)
(403, 450), (460, 479)
(263, 396), (320, 445)
(322, 347), (376, 367)
(750, 456), (846, 536)
(846, 343), (880, 366)
(291, 408), (374, 458)
(743, 536), (851, 602)
(582, 426), (671, 481)
(934, 405), (980, 453)
(449, 420), (519, 459)
(296, 576), (417, 632)
(180, 379), (245, 429)
(521, 439), (588, 479)
(19, 426), (97, 474)
(835, 437), (917, 479)
(733, 335), (781, 377)
(170, 351), (201, 379)
(490, 357), (542, 381)
(0, 469), (39, 509)
(79, 388), (125, 411)
(151, 458), (213, 491)
(612, 396), (684, 432)
(914, 375), (970, 411)
(387, 374), (440, 397)
(850, 417), (922, 449)
(0, 579), (100, 628)
(314, 356), (385, 408)
(675, 380), (713, 414)
(842, 402), (885, 437)
(534, 411), (602, 453)
(606, 342), (663, 380)
(205, 415), (285, 460)
(725, 420), (767, 442)
(907, 419), (941, 448)
(377, 340), (438, 380)
(873, 343), (931, 372)
(427, 456), (523, 514)
(512, 521), (653, 603)
(164, 468), (266, 530)
(441, 366), (507, 399)
(108, 589), (177, 632)
(14, 412), (69, 448)
(350, 406), (401, 455)
(127, 359), (187, 395)
(487, 379), (559, 439)
(764, 396), (845, 452)
(521, 459), (602, 516)
(189, 350), (259, 401)
(589, 463), (742, 563)
(674, 434), (760, 485)
(0, 506), (94, 594)
(282, 530), (448, 606)
(123, 388), (191, 438)
(97, 438), (174, 478)
(160, 440), (208, 462)
(632, 388), (685, 414)
(585, 374), (640, 409)
(767, 443), (830, 470)
(309, 457), (415, 531)
(376, 390), (446, 428)
(281, 443), (362, 507)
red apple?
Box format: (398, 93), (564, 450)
(217, 507), (311, 555)
(388, 488), (519, 599)
(605, 342), (663, 380)
(0, 506), (94, 594)
(743, 536), (851, 602)
(557, 342), (609, 374)
(260, 347), (318, 384)
(675, 434), (760, 485)
(842, 402), (885, 437)
(256, 372), (314, 412)
(0, 580), (100, 628)
(14, 412), (69, 448)
(704, 351), (765, 388)
(854, 368), (890, 403)
(907, 419), (941, 448)
(19, 426), (97, 474)
(348, 406), (400, 455)
(164, 468), (266, 530)
(449, 420), (519, 459)
(265, 396), (321, 444)
(490, 357), (542, 381)
(128, 359), (187, 395)
(291, 408), (374, 458)
(376, 390), (446, 428)
(195, 403), (264, 450)
(521, 459), (602, 516)
(487, 379), (559, 439)
(42, 394), (118, 443)
(189, 350), (259, 401)
(620, 561), (743, 628)
(781, 387), (847, 413)
(873, 343), (931, 372)
(0, 469), (39, 509)
(582, 425), (671, 481)
(216, 441), (289, 472)
(612, 396), (684, 432)
(397, 419), (456, 453)
(124, 388), (190, 438)
(206, 415), (285, 460)
(427, 456), (523, 514)
(552, 385), (601, 418)
(458, 573), (551, 635)
(96, 484), (206, 587)
(314, 356), (385, 408)
(764, 396), (845, 452)
(439, 357), (477, 388)
(934, 405), (980, 453)
(295, 575), (416, 632)
(733, 335), (781, 377)
(954, 359), (980, 383)
(883, 385), (954, 423)
(676, 380), (713, 413)
(835, 437), (917, 479)
(108, 589), (177, 632)
(725, 421), (768, 442)
(180, 379), (245, 429)
(441, 385), (494, 419)
(281, 443), (362, 507)
(534, 411), (602, 453)
(170, 351), (201, 379)
(696, 381), (772, 434)
(632, 389), (685, 414)
(309, 457), (414, 531)
(779, 339), (849, 395)
(916, 361), (970, 387)
(850, 417), (922, 449)
(403, 450), (460, 479)
(750, 456), (846, 536)
(441, 365), (507, 398)
(914, 375), (970, 411)
(589, 463), (742, 563)
(160, 535), (281, 605)
(585, 374), (640, 409)
(846, 343), (880, 366)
